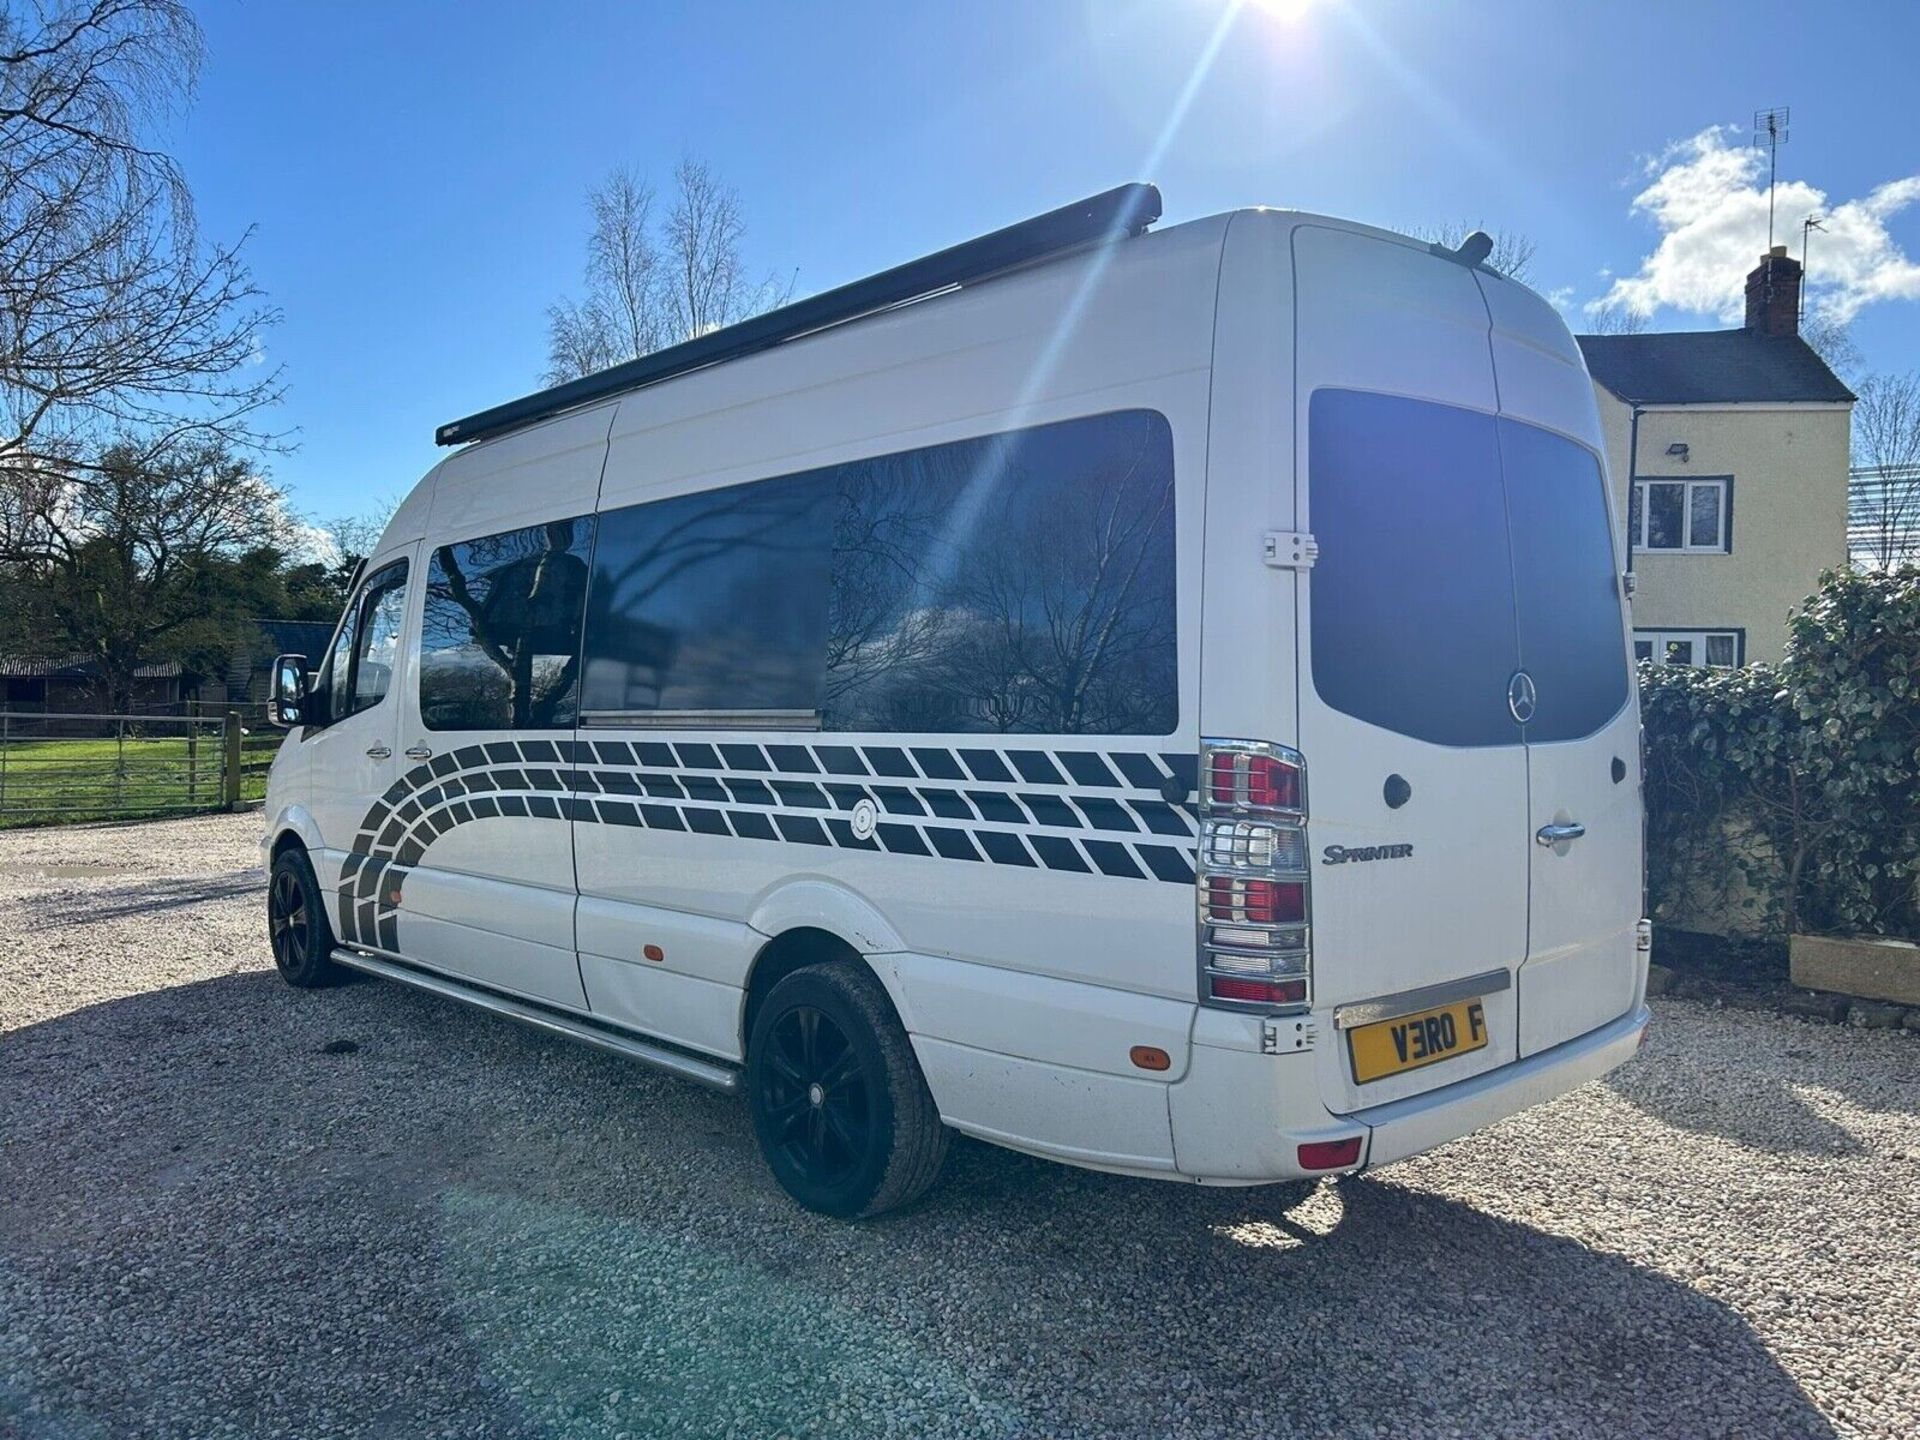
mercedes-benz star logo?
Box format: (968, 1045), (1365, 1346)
(1508, 670), (1537, 725)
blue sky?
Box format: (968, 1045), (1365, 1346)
(170, 0), (1920, 530)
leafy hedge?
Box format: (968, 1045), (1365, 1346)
(1640, 566), (1920, 942)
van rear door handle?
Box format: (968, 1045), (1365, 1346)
(405, 745), (433, 761)
(365, 744), (392, 760)
(1536, 821), (1586, 846)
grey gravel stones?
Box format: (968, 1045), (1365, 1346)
(2, 814), (1916, 1438)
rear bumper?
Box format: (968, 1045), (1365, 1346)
(1353, 1002), (1650, 1168)
(1168, 1003), (1650, 1183)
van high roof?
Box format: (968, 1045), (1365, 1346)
(436, 185), (1503, 452)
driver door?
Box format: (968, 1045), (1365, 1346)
(306, 552), (415, 949)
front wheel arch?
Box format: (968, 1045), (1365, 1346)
(267, 844), (344, 988)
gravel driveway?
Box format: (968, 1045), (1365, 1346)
(2, 813), (1916, 1439)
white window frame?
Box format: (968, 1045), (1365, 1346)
(1631, 477), (1731, 554)
(1633, 628), (1742, 669)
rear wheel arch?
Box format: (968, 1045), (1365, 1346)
(744, 949), (948, 1216)
(742, 927), (917, 1058)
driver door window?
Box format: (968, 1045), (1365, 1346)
(353, 576), (407, 711)
(325, 610), (355, 723)
(322, 561), (410, 725)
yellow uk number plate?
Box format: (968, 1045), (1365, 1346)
(1348, 999), (1488, 1084)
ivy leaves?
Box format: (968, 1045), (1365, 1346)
(1642, 566), (1920, 942)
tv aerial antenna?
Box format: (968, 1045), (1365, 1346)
(1753, 106), (1790, 249)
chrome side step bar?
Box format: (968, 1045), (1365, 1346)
(330, 947), (741, 1095)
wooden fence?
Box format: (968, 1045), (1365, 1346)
(0, 710), (280, 828)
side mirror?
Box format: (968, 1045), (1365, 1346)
(267, 653), (309, 728)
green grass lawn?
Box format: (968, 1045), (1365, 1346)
(0, 730), (280, 828)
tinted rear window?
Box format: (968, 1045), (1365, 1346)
(1309, 390), (1520, 747)
(1499, 416), (1630, 743)
(581, 410), (1178, 735)
(1309, 390), (1626, 747)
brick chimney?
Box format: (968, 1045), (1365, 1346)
(1744, 245), (1802, 337)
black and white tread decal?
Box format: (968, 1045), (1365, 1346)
(336, 739), (1199, 950)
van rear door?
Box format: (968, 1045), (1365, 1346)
(1477, 276), (1641, 1056)
(1290, 224), (1531, 1112)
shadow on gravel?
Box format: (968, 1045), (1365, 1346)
(1598, 1008), (1912, 1158)
(17, 868), (263, 930)
(0, 971), (1836, 1440)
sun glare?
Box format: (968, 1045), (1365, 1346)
(1244, 0), (1323, 25)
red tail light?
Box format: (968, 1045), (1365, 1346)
(1205, 877), (1304, 925)
(1210, 975), (1307, 1006)
(1209, 751), (1302, 812)
(1198, 740), (1310, 1013)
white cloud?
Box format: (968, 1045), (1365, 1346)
(1590, 127), (1920, 325)
(252, 480), (341, 566)
(285, 517), (342, 567)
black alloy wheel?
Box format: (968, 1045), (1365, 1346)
(269, 866), (311, 970)
(746, 962), (948, 1218)
(758, 1002), (873, 1192)
(267, 846), (343, 988)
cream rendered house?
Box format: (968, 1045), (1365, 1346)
(1577, 248), (1854, 667)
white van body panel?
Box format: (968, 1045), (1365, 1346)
(890, 951), (1194, 1081)
(1195, 211), (1299, 749)
(265, 204), (1647, 1188)
(743, 879), (908, 957)
(1287, 223), (1530, 1113)
(915, 1039), (1179, 1175)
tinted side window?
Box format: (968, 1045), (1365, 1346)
(420, 518), (594, 731)
(1499, 418), (1629, 742)
(1309, 390), (1519, 747)
(582, 475), (834, 719)
(581, 410), (1179, 736)
(824, 411), (1177, 735)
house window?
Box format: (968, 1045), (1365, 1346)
(1633, 629), (1741, 669)
(1629, 478), (1731, 553)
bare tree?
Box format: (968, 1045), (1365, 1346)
(540, 167), (667, 385)
(592, 167), (664, 354)
(0, 1), (283, 496)
(323, 495), (400, 566)
(1582, 302), (1649, 336)
(665, 158), (754, 340)
(541, 296), (623, 386)
(1410, 222), (1537, 284)
(1801, 312), (1861, 379)
(1850, 372), (1920, 571)
(544, 157), (792, 384)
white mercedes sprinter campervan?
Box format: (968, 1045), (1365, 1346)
(262, 186), (1650, 1217)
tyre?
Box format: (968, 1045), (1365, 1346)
(747, 961), (949, 1218)
(267, 845), (344, 989)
